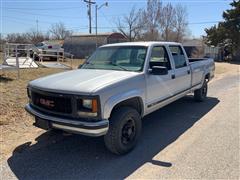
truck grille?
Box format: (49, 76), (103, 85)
(31, 90), (72, 114)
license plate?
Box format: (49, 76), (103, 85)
(34, 117), (50, 130)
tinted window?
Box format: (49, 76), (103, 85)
(150, 46), (171, 70)
(169, 46), (187, 69)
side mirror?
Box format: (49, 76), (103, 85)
(150, 66), (168, 75)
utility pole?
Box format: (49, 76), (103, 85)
(83, 0), (96, 34)
(36, 19), (39, 35)
(95, 2), (108, 48)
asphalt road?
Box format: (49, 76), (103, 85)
(1, 73), (239, 179)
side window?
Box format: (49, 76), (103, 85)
(169, 46), (187, 69)
(150, 46), (171, 70)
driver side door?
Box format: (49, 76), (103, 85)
(146, 46), (175, 109)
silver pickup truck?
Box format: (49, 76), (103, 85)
(25, 42), (215, 154)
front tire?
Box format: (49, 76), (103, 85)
(194, 79), (208, 102)
(104, 107), (142, 155)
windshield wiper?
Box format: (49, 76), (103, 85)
(109, 62), (128, 71)
(79, 61), (94, 69)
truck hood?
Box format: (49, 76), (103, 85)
(29, 69), (140, 94)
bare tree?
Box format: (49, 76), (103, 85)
(141, 0), (162, 40)
(25, 28), (46, 44)
(174, 4), (188, 42)
(5, 29), (48, 44)
(49, 22), (71, 40)
(159, 3), (176, 41)
(116, 7), (142, 42)
(5, 33), (29, 43)
(116, 0), (190, 42)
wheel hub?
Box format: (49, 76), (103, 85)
(121, 119), (136, 145)
(127, 128), (132, 135)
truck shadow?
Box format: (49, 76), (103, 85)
(7, 96), (219, 179)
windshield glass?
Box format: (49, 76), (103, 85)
(80, 46), (147, 72)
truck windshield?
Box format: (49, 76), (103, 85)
(80, 46), (147, 72)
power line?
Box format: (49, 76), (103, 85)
(5, 9), (85, 19)
(5, 9), (123, 20)
(2, 16), (56, 25)
(3, 6), (81, 10)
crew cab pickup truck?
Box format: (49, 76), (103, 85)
(25, 42), (215, 154)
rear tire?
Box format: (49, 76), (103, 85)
(104, 107), (142, 155)
(194, 79), (208, 102)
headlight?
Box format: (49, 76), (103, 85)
(83, 99), (93, 109)
(77, 98), (98, 117)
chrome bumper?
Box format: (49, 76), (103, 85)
(25, 104), (109, 137)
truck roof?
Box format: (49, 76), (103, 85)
(101, 41), (182, 47)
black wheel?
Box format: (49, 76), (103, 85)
(194, 79), (208, 102)
(104, 107), (142, 155)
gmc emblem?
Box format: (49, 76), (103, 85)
(39, 98), (55, 108)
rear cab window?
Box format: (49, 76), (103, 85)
(169, 45), (187, 69)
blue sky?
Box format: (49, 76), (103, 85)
(1, 0), (231, 38)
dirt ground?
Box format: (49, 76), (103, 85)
(0, 60), (239, 161)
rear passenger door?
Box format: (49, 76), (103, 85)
(169, 45), (191, 94)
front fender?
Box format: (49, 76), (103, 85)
(102, 89), (145, 119)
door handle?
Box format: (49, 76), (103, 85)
(187, 70), (190, 74)
(171, 74), (175, 79)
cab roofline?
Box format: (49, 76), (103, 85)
(101, 41), (181, 48)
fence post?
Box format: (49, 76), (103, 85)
(15, 45), (20, 79)
(3, 44), (7, 64)
(7, 43), (9, 57)
(57, 51), (59, 63)
(71, 55), (73, 69)
(26, 45), (30, 59)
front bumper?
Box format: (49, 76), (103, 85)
(25, 104), (109, 137)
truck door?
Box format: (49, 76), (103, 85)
(146, 46), (175, 107)
(169, 45), (191, 94)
